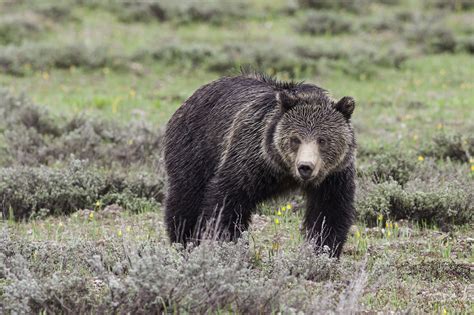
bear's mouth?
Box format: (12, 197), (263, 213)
(294, 168), (319, 182)
(294, 173), (325, 188)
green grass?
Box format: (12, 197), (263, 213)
(2, 53), (471, 149)
(0, 65), (211, 124)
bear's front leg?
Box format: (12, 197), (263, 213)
(303, 165), (356, 258)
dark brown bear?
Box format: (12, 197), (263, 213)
(164, 71), (356, 257)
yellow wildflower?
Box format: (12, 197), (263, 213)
(355, 230), (361, 239)
(418, 155), (425, 161)
(377, 214), (383, 221)
(272, 241), (280, 251)
(89, 212), (94, 219)
(281, 206), (286, 212)
(274, 218), (280, 225)
(126, 226), (131, 233)
(117, 230), (123, 237)
(254, 250), (261, 261)
(112, 97), (121, 114)
(95, 200), (102, 207)
(387, 230), (391, 237)
(286, 203), (292, 210)
(471, 165), (474, 172)
(276, 210), (282, 216)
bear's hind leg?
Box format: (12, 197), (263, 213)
(165, 181), (208, 245)
(164, 130), (218, 245)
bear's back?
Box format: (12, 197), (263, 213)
(166, 75), (275, 148)
(164, 73), (330, 172)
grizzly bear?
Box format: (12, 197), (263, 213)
(164, 71), (356, 257)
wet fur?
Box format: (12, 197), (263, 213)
(164, 71), (356, 257)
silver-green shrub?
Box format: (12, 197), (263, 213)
(1, 230), (370, 314)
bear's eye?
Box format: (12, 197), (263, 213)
(290, 136), (301, 149)
(317, 138), (327, 146)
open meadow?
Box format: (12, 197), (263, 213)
(0, 0), (473, 313)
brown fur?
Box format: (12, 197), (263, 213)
(164, 71), (356, 257)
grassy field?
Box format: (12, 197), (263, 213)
(0, 0), (473, 313)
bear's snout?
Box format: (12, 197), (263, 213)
(295, 141), (321, 180)
(297, 163), (314, 180)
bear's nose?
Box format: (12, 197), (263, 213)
(297, 163), (314, 180)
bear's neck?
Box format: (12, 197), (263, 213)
(261, 110), (290, 174)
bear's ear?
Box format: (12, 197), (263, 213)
(277, 90), (299, 111)
(335, 96), (355, 120)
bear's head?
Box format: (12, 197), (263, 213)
(274, 88), (355, 185)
